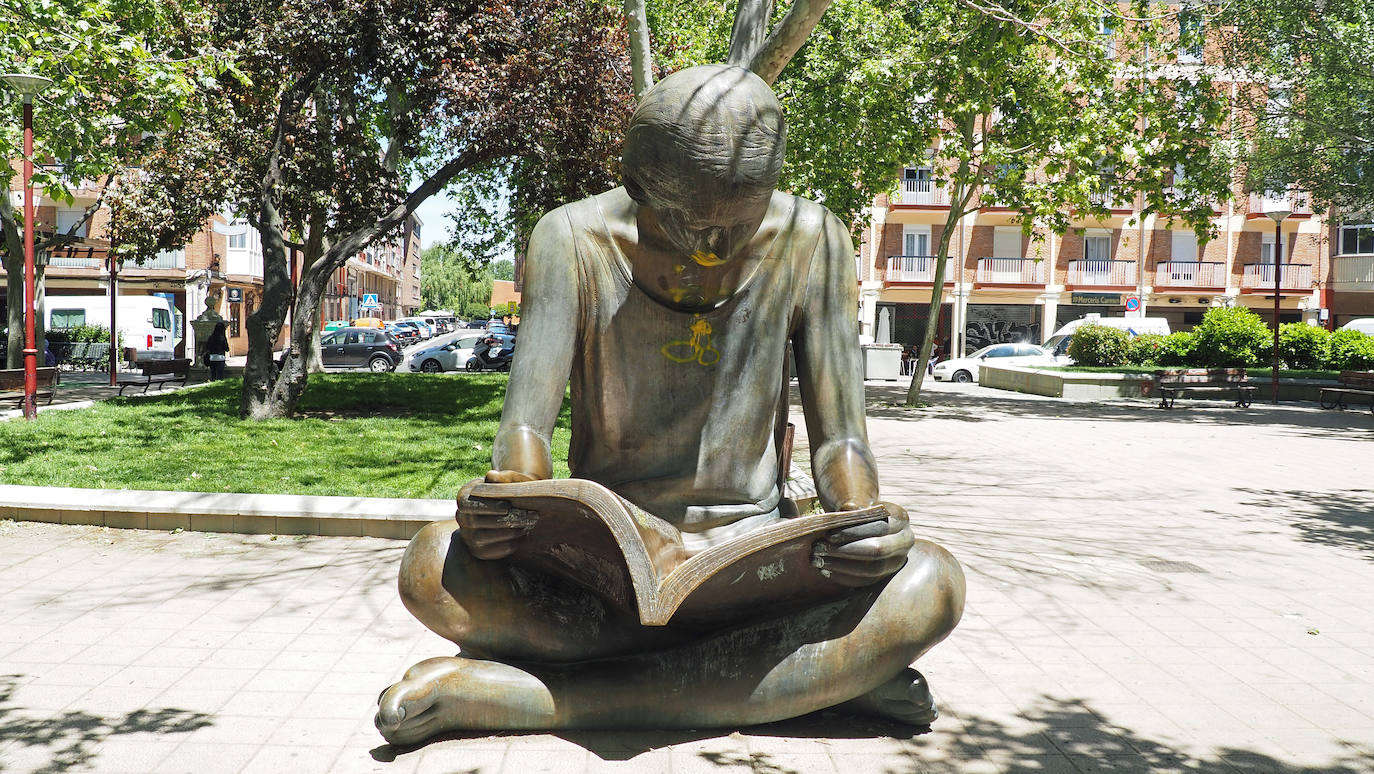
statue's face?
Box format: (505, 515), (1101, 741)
(643, 183), (774, 266)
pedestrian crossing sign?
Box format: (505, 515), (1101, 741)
(361, 293), (381, 310)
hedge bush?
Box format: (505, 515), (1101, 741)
(1067, 323), (1131, 366)
(1328, 328), (1374, 370)
(44, 324), (114, 343)
(1155, 332), (1196, 366)
(1276, 323), (1330, 370)
(1189, 307), (1272, 367)
(1125, 333), (1165, 366)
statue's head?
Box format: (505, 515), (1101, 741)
(622, 64), (786, 263)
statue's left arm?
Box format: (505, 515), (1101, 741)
(793, 211), (914, 587)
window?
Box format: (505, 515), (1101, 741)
(228, 231), (247, 250)
(903, 226), (931, 256)
(993, 228), (1022, 258)
(1098, 15), (1116, 59)
(152, 308), (172, 330)
(1340, 224), (1374, 255)
(51, 309), (85, 328)
(1261, 232), (1285, 264)
(345, 331), (362, 345)
(986, 345), (1018, 358)
(1084, 232), (1112, 262)
(55, 210), (88, 238)
(322, 332), (339, 346)
(1178, 6), (1203, 63)
(1172, 231), (1198, 262)
(364, 331), (378, 344)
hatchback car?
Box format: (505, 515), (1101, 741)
(407, 332), (487, 373)
(319, 327), (401, 371)
(931, 342), (1056, 383)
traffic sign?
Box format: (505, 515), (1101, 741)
(1125, 296), (1140, 312)
(360, 293), (381, 310)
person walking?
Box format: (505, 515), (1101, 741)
(205, 321), (229, 380)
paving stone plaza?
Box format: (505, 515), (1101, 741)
(2, 381), (1372, 773)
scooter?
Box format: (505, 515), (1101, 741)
(465, 336), (515, 372)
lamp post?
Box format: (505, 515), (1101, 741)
(1263, 200), (1291, 405)
(1, 73), (54, 420)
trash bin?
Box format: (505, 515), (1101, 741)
(861, 344), (902, 381)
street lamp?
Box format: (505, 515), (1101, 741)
(1, 73), (54, 420)
(1259, 194), (1291, 405)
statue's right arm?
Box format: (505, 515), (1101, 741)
(491, 209), (579, 480)
(459, 210), (579, 560)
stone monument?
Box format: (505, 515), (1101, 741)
(376, 6), (964, 745)
(189, 285), (224, 375)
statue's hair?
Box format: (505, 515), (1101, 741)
(622, 65), (786, 205)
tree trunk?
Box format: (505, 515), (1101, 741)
(903, 201), (964, 406)
(239, 221), (298, 418)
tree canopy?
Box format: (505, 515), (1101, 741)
(1218, 0), (1374, 212)
(420, 244), (493, 320)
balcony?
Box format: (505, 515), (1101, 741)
(1154, 261), (1227, 289)
(890, 179), (951, 207)
(1087, 191), (1132, 212)
(1067, 260), (1137, 288)
(884, 255), (952, 285)
(1240, 262), (1312, 292)
(976, 257), (1044, 286)
(136, 249), (186, 270)
(46, 247), (106, 270)
(1247, 192), (1314, 218)
(1334, 255), (1374, 290)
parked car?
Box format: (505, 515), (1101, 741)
(931, 342), (1057, 383)
(1041, 316), (1171, 363)
(319, 327), (401, 371)
(407, 332), (487, 373)
(384, 323), (419, 348)
(465, 319), (490, 329)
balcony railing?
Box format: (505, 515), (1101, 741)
(891, 179), (951, 207)
(884, 255), (951, 284)
(1088, 191), (1130, 210)
(1067, 260), (1137, 287)
(1334, 255), (1374, 289)
(46, 249), (105, 270)
(1154, 261), (1227, 288)
(1241, 262), (1312, 291)
(137, 250), (185, 270)
(977, 257), (1044, 285)
(1247, 192), (1314, 217)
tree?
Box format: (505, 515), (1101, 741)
(490, 260), (515, 282)
(896, 0), (1231, 405)
(1217, 0), (1374, 211)
(0, 0), (207, 367)
(110, 0), (635, 418)
(420, 244), (493, 320)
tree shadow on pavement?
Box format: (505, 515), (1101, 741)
(0, 674), (212, 774)
(1234, 487), (1374, 561)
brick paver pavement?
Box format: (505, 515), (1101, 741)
(2, 382), (1372, 773)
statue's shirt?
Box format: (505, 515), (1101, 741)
(555, 191), (829, 534)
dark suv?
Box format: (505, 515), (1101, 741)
(319, 327), (401, 371)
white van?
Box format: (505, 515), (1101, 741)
(1043, 315), (1171, 360)
(1338, 318), (1374, 336)
(46, 294), (180, 360)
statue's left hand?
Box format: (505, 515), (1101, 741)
(812, 502), (915, 588)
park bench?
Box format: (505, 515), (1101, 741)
(0, 367), (59, 408)
(1318, 371), (1374, 414)
(1154, 368), (1256, 409)
(116, 358), (191, 396)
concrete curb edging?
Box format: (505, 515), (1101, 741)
(0, 484), (448, 540)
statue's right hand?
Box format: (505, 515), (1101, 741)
(455, 470), (541, 560)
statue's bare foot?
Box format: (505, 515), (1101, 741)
(836, 667), (938, 726)
(375, 656), (555, 745)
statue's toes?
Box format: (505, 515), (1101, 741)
(375, 679), (439, 743)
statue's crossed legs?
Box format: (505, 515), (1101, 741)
(376, 521), (965, 745)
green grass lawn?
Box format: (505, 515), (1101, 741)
(0, 373), (571, 498)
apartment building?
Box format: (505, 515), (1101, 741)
(856, 8), (1373, 356)
(2, 177), (423, 358)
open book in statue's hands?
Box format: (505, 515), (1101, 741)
(457, 478), (890, 626)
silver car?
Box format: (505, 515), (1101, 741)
(407, 333), (486, 373)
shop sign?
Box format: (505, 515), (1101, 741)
(1070, 292), (1121, 305)
(227, 288), (243, 303)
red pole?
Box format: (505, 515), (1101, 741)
(21, 99), (37, 420)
